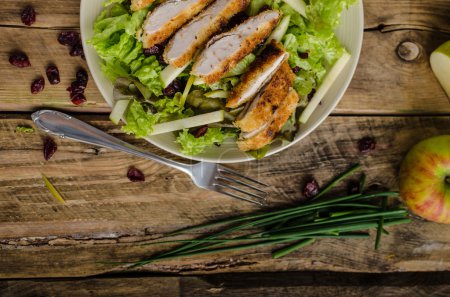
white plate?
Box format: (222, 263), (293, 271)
(80, 1), (364, 163)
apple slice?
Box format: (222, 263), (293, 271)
(267, 15), (291, 43)
(110, 99), (131, 125)
(299, 52), (351, 124)
(150, 110), (224, 135)
(283, 0), (307, 17)
(160, 62), (190, 88)
(205, 90), (229, 98)
(430, 41), (450, 100)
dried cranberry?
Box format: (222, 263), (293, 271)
(303, 178), (319, 198)
(299, 52), (309, 59)
(292, 66), (301, 74)
(58, 31), (80, 47)
(21, 6), (36, 26)
(163, 79), (183, 96)
(46, 65), (60, 85)
(67, 80), (86, 94)
(67, 68), (88, 105)
(127, 167), (145, 182)
(76, 68), (89, 87)
(259, 5), (271, 12)
(70, 43), (84, 57)
(144, 44), (164, 56)
(31, 77), (45, 94)
(9, 52), (31, 68)
(194, 126), (208, 138)
(157, 54), (167, 66)
(43, 137), (57, 161)
(358, 137), (376, 153)
(71, 93), (87, 106)
(347, 180), (360, 195)
(307, 88), (316, 101)
(226, 11), (249, 30)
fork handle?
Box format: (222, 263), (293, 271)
(31, 110), (192, 175)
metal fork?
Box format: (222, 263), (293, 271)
(31, 110), (268, 205)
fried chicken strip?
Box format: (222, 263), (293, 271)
(191, 10), (281, 84)
(139, 0), (212, 48)
(164, 0), (250, 67)
(226, 41), (288, 108)
(237, 89), (300, 151)
(234, 61), (295, 133)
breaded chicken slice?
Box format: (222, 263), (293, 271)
(234, 61), (295, 133)
(191, 10), (281, 85)
(131, 0), (155, 11)
(226, 41), (288, 108)
(139, 0), (212, 49)
(164, 0), (250, 67)
(237, 89), (299, 151)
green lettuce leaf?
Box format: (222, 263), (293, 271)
(306, 0), (358, 37)
(102, 33), (142, 63)
(92, 13), (129, 42)
(125, 8), (149, 36)
(131, 55), (164, 96)
(247, 0), (273, 15)
(153, 93), (194, 122)
(176, 128), (236, 156)
(122, 96), (192, 137)
(122, 100), (159, 137)
(101, 59), (130, 81)
(225, 54), (256, 77)
(247, 145), (270, 160)
(103, 0), (127, 7)
(91, 4), (163, 96)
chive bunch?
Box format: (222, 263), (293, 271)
(131, 165), (411, 267)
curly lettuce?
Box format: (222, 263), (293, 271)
(279, 0), (355, 96)
(122, 100), (159, 137)
(306, 0), (358, 37)
(89, 3), (163, 96)
(122, 95), (192, 137)
(176, 128), (236, 156)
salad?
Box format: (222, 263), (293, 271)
(89, 0), (356, 158)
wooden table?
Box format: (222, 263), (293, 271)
(1, 0), (450, 296)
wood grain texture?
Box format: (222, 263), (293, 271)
(2, 0), (450, 33)
(364, 0), (450, 33)
(0, 0), (81, 28)
(337, 30), (450, 114)
(1, 272), (450, 297)
(0, 114), (449, 277)
(0, 27), (109, 113)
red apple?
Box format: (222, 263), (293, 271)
(399, 135), (450, 224)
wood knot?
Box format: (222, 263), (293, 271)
(397, 41), (421, 61)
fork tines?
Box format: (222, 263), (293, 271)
(214, 165), (269, 206)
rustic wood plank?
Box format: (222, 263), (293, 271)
(2, 0), (450, 33)
(1, 272), (450, 296)
(0, 114), (449, 277)
(336, 30), (450, 114)
(0, 27), (109, 113)
(1, 27), (449, 114)
(364, 0), (450, 33)
(0, 0), (81, 28)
